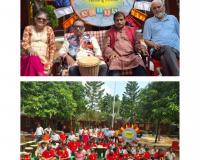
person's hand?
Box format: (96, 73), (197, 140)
(139, 48), (148, 57)
(63, 54), (76, 66)
(28, 48), (38, 55)
(95, 55), (104, 60)
(153, 43), (162, 50)
(109, 53), (119, 60)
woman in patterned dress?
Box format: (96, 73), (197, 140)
(21, 10), (55, 76)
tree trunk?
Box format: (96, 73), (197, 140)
(154, 119), (160, 143)
(70, 116), (72, 131)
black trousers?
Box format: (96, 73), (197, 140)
(109, 65), (147, 76)
(152, 45), (179, 76)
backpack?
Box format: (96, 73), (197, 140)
(54, 0), (71, 8)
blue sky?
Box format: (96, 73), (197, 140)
(103, 81), (150, 99)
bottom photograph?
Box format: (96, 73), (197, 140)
(20, 81), (179, 160)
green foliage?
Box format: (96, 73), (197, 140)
(120, 82), (140, 119)
(67, 82), (88, 114)
(136, 82), (179, 142)
(77, 110), (106, 122)
(85, 82), (105, 110)
(99, 93), (113, 114)
(43, 5), (58, 28)
(21, 82), (77, 119)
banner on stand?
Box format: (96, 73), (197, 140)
(71, 0), (135, 27)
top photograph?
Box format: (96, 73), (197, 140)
(20, 0), (179, 76)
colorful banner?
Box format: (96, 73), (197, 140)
(122, 128), (137, 142)
(70, 0), (135, 27)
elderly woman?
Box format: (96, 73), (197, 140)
(21, 10), (56, 76)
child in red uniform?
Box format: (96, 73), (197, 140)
(20, 153), (31, 160)
(59, 131), (67, 142)
(143, 148), (151, 160)
(41, 144), (55, 160)
(135, 149), (142, 160)
(56, 146), (69, 160)
(67, 140), (79, 153)
(88, 149), (97, 160)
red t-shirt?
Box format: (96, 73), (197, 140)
(144, 151), (151, 159)
(106, 152), (119, 160)
(42, 149), (55, 158)
(88, 153), (97, 160)
(68, 141), (79, 152)
(59, 133), (67, 141)
(84, 143), (90, 150)
(21, 155), (31, 160)
(57, 149), (69, 158)
(135, 153), (142, 160)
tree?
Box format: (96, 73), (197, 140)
(120, 82), (140, 121)
(21, 82), (77, 121)
(85, 82), (105, 111)
(67, 82), (88, 114)
(99, 93), (113, 114)
(137, 82), (179, 143)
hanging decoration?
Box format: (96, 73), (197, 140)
(130, 8), (147, 22)
(126, 15), (141, 29)
(134, 0), (152, 11)
(63, 13), (78, 29)
(54, 6), (74, 18)
(53, 0), (71, 8)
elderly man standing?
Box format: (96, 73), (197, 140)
(143, 0), (180, 76)
(103, 11), (147, 76)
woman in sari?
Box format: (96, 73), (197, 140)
(21, 10), (56, 76)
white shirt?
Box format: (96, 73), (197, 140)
(165, 151), (176, 160)
(35, 127), (44, 136)
(51, 134), (60, 141)
(68, 134), (76, 141)
(44, 127), (52, 134)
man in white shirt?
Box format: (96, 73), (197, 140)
(59, 19), (107, 76)
(165, 147), (176, 160)
(35, 123), (44, 142)
(44, 125), (52, 135)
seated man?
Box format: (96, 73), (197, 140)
(59, 19), (108, 76)
(103, 11), (147, 76)
(143, 0), (179, 76)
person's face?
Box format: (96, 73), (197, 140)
(151, 2), (165, 19)
(114, 14), (126, 30)
(35, 13), (48, 29)
(73, 21), (85, 36)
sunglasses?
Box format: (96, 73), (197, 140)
(37, 17), (47, 22)
(74, 25), (85, 30)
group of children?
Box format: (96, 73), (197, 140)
(21, 126), (177, 160)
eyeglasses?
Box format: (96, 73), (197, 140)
(37, 17), (47, 22)
(74, 25), (85, 30)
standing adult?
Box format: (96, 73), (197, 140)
(143, 0), (179, 76)
(35, 123), (44, 142)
